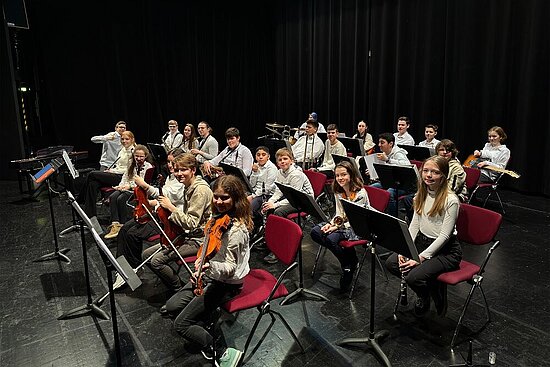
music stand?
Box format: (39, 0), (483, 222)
(60, 192), (141, 367)
(337, 200), (419, 367)
(373, 163), (418, 217)
(147, 143), (168, 163)
(31, 157), (72, 263)
(339, 136), (365, 157)
(397, 144), (434, 161)
(275, 183), (330, 305)
(332, 154), (361, 176)
(219, 162), (254, 193)
(317, 132), (327, 142)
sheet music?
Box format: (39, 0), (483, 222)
(364, 154), (385, 180)
(62, 150), (79, 179)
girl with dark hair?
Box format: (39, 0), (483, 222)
(162, 175), (252, 367)
(385, 156), (462, 316)
(310, 161), (370, 291)
(182, 123), (198, 153)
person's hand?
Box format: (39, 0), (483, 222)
(190, 148), (200, 155)
(321, 223), (337, 234)
(261, 201), (274, 214)
(473, 150), (481, 158)
(477, 161), (489, 168)
(247, 194), (254, 203)
(203, 161), (213, 175)
(158, 195), (174, 211)
(252, 163), (259, 172)
(134, 176), (146, 188)
(376, 153), (388, 162)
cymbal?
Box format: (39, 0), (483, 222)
(266, 123), (285, 128)
(290, 127), (306, 131)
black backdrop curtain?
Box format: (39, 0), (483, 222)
(5, 0), (549, 194)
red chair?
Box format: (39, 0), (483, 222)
(222, 215), (305, 363)
(410, 159), (423, 169)
(286, 169), (327, 224)
(462, 166), (481, 203)
(469, 170), (506, 214)
(438, 203), (502, 349)
(311, 185), (391, 299)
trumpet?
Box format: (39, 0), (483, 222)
(330, 215), (347, 229)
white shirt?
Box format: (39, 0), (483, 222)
(418, 138), (440, 148)
(394, 132), (415, 146)
(249, 160), (278, 197)
(292, 134), (324, 163)
(317, 139), (347, 171)
(209, 143), (254, 177)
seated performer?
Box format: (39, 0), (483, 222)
(291, 119), (324, 169)
(247, 146), (278, 234)
(104, 145), (154, 239)
(393, 116), (415, 146)
(190, 121), (219, 164)
(417, 124), (440, 149)
(310, 161), (369, 291)
(113, 148), (186, 287)
(294, 112), (326, 139)
(161, 175), (252, 367)
(78, 130), (136, 220)
(312, 124), (347, 178)
(90, 120), (126, 171)
(261, 148), (314, 263)
(162, 120), (183, 152)
(181, 123), (198, 153)
(385, 156), (462, 316)
(473, 126), (511, 183)
(140, 153), (213, 292)
(202, 127), (253, 180)
(352, 120), (376, 154)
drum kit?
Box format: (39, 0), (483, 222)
(264, 122), (305, 145)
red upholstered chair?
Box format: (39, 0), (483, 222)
(410, 160), (423, 169)
(438, 203), (502, 349)
(469, 170), (507, 214)
(222, 215), (305, 363)
(311, 185), (391, 299)
(286, 169), (327, 224)
(462, 166), (481, 203)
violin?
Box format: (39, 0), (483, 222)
(133, 186), (154, 224)
(194, 214), (232, 296)
(156, 175), (187, 248)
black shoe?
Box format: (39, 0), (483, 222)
(339, 267), (354, 292)
(432, 283), (448, 316)
(159, 305), (172, 318)
(263, 252), (278, 264)
(414, 296), (430, 317)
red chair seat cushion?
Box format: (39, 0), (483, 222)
(223, 269), (289, 313)
(476, 183), (494, 188)
(437, 260), (480, 285)
(286, 212), (307, 221)
(339, 240), (369, 249)
(146, 234), (161, 242)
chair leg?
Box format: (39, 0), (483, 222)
(311, 246), (326, 278)
(478, 285), (491, 323)
(450, 283), (479, 349)
(349, 245), (369, 299)
(494, 190), (506, 214)
(272, 309), (305, 352)
(242, 312), (268, 359)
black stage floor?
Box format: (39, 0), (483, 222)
(1, 180), (549, 367)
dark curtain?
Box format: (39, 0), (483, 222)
(4, 0), (549, 194)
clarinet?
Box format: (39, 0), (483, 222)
(400, 257), (408, 306)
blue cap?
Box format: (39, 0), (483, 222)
(309, 112), (318, 121)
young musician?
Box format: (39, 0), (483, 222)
(247, 146), (278, 234)
(90, 120), (126, 171)
(294, 112), (326, 139)
(352, 120), (376, 154)
(140, 153), (213, 291)
(385, 156), (462, 316)
(291, 119), (324, 169)
(190, 121), (219, 163)
(78, 130), (136, 220)
(261, 148), (314, 263)
(473, 126), (511, 183)
(181, 123), (198, 153)
(162, 175), (252, 367)
(104, 145), (153, 239)
(313, 124), (347, 177)
(310, 161), (369, 291)
(162, 120), (183, 152)
(417, 124), (440, 148)
(113, 148), (186, 287)
(202, 127), (253, 178)
(393, 116), (415, 146)
(436, 139), (467, 197)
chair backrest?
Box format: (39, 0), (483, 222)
(410, 160), (423, 169)
(144, 166), (156, 184)
(463, 166), (481, 192)
(304, 169), (327, 198)
(456, 203), (502, 245)
(265, 215), (302, 265)
(364, 185), (391, 212)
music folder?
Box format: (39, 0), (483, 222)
(219, 162), (254, 193)
(32, 157), (64, 183)
(331, 154), (361, 175)
(275, 182), (329, 223)
(339, 136), (365, 157)
(397, 144), (435, 161)
(340, 199), (420, 262)
(147, 143), (168, 162)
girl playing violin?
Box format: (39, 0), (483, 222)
(310, 161), (370, 292)
(162, 175), (252, 367)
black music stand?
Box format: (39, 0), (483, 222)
(332, 154), (361, 176)
(338, 200), (419, 367)
(59, 192), (141, 367)
(373, 163), (418, 217)
(275, 183), (330, 305)
(339, 136), (365, 157)
(31, 157), (71, 263)
(397, 144), (434, 161)
(219, 162), (254, 193)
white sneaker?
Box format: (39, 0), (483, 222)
(218, 347), (243, 367)
(112, 273), (127, 290)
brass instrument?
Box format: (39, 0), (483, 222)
(330, 215), (347, 229)
(199, 163), (224, 181)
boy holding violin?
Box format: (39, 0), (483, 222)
(141, 153), (213, 292)
(162, 175), (252, 367)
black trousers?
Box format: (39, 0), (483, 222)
(116, 219), (158, 268)
(77, 170), (122, 217)
(385, 232), (462, 299)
